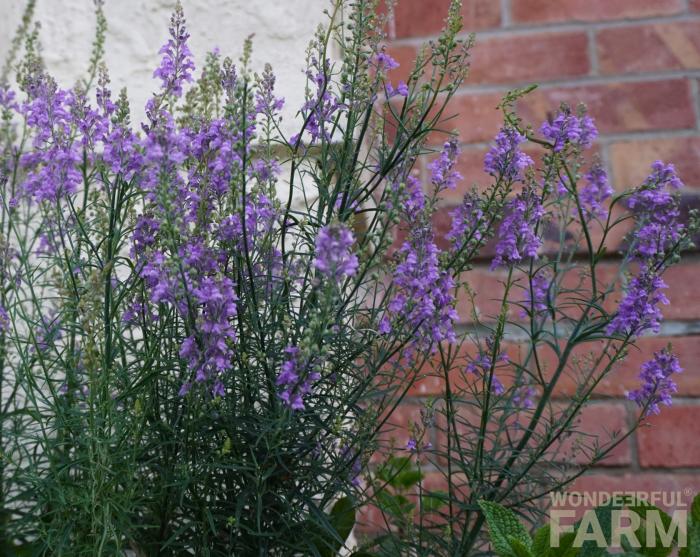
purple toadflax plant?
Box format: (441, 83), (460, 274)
(0, 1), (695, 555)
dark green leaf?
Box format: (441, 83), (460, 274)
(479, 500), (532, 557)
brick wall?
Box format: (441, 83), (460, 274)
(383, 0), (700, 517)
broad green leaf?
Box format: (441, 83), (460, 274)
(691, 493), (700, 525)
(479, 500), (532, 557)
(532, 525), (552, 556)
(395, 468), (423, 489)
(377, 456), (411, 488)
(680, 518), (700, 557)
(578, 503), (621, 557)
(328, 496), (356, 547)
(376, 491), (414, 520)
(508, 536), (534, 557)
(624, 500), (676, 557)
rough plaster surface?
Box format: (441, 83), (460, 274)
(0, 0), (329, 133)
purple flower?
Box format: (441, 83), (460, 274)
(386, 81), (408, 98)
(580, 164), (613, 220)
(314, 224), (358, 281)
(374, 51), (399, 71)
(276, 346), (321, 411)
(627, 161), (684, 263)
(341, 444), (362, 487)
(491, 187), (544, 269)
(512, 385), (536, 409)
(540, 107), (598, 152)
(484, 127), (533, 181)
(131, 216), (160, 257)
(292, 56), (345, 145)
(0, 305), (8, 333)
(466, 350), (509, 395)
(628, 348), (682, 416)
(255, 64), (285, 116)
(178, 276), (238, 396)
(385, 225), (457, 350)
(607, 268), (668, 337)
(429, 139), (462, 192)
(153, 3), (195, 97)
(390, 173), (425, 220)
(405, 438), (418, 452)
(447, 192), (484, 247)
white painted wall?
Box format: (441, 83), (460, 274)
(0, 0), (329, 132)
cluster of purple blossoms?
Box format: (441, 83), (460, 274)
(0, 305), (9, 333)
(20, 78), (82, 202)
(580, 164), (613, 220)
(483, 126), (533, 181)
(385, 81), (408, 98)
(381, 225), (457, 350)
(491, 187), (544, 270)
(607, 269), (668, 337)
(512, 385), (536, 409)
(32, 312), (62, 354)
(405, 438), (432, 452)
(627, 161), (684, 262)
(179, 277), (238, 397)
(540, 107), (598, 152)
(291, 56), (345, 145)
(466, 351), (510, 395)
(628, 348), (682, 416)
(313, 224), (359, 282)
(429, 139), (463, 192)
(607, 161), (684, 338)
(152, 3), (195, 97)
(276, 346), (321, 411)
(446, 192), (484, 247)
(388, 172), (425, 221)
(373, 51), (400, 72)
(340, 443), (362, 487)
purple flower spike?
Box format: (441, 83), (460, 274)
(540, 107), (598, 152)
(429, 139), (463, 192)
(484, 127), (533, 181)
(580, 164), (613, 220)
(153, 3), (195, 97)
(607, 268), (668, 337)
(491, 187), (544, 269)
(628, 348), (682, 416)
(314, 224), (359, 281)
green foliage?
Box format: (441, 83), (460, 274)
(479, 497), (692, 557)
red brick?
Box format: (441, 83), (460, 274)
(376, 402), (426, 453)
(610, 136), (700, 189)
(391, 0), (500, 39)
(661, 263), (700, 321)
(598, 21), (700, 75)
(692, 0), (700, 11)
(440, 91), (505, 144)
(385, 44), (420, 84)
(470, 32), (590, 85)
(511, 0), (683, 25)
(407, 339), (526, 396)
(637, 405), (700, 467)
(555, 402), (632, 466)
(603, 336), (700, 398)
(517, 79), (695, 136)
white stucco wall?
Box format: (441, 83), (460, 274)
(0, 0), (329, 132)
